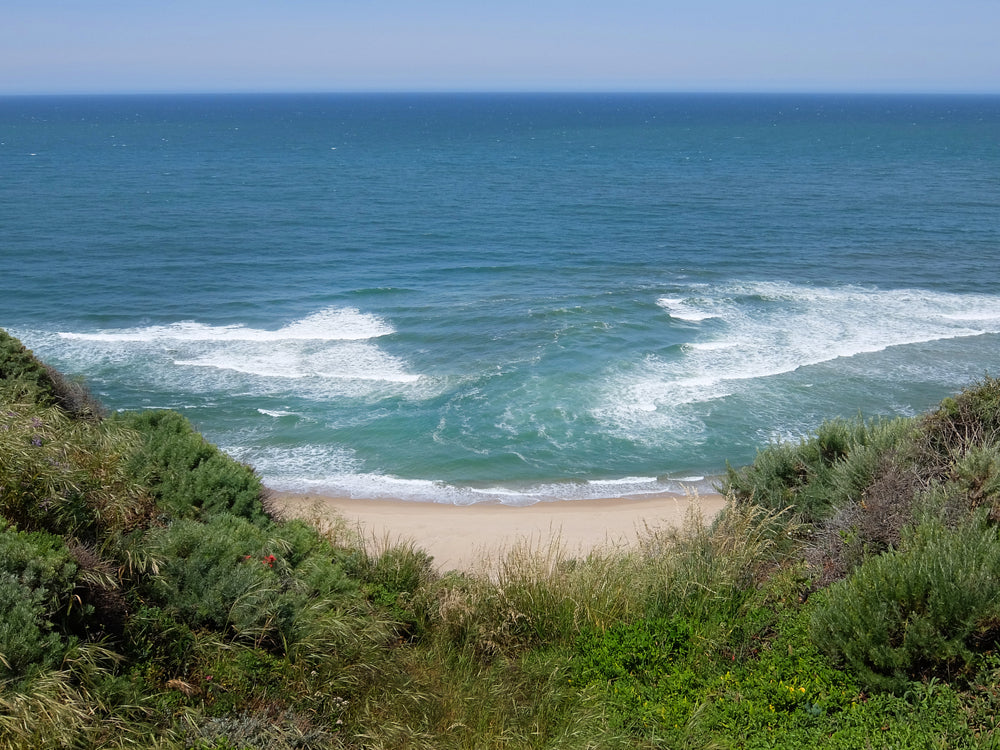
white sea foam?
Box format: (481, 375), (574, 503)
(225, 443), (362, 488)
(258, 460), (708, 506)
(46, 307), (423, 395)
(174, 340), (420, 383)
(58, 306), (394, 343)
(658, 298), (718, 322)
(257, 409), (297, 418)
(684, 341), (737, 351)
(599, 281), (1000, 439)
(587, 476), (660, 486)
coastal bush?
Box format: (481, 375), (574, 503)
(810, 513), (1000, 692)
(804, 452), (924, 585)
(918, 377), (1000, 465)
(41, 363), (107, 420)
(139, 515), (309, 643)
(802, 379), (1000, 586)
(0, 524), (82, 679)
(723, 416), (915, 523)
(121, 409), (266, 524)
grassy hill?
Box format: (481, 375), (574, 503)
(2, 327), (1000, 749)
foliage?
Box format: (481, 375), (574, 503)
(0, 385), (150, 539)
(810, 513), (1000, 692)
(138, 514), (365, 649)
(0, 330), (58, 401)
(722, 415), (915, 523)
(120, 409), (267, 524)
(919, 376), (1000, 465)
(0, 329), (104, 418)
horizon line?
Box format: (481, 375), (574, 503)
(3, 88), (1000, 98)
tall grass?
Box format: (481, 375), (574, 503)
(634, 500), (796, 625)
(0, 383), (150, 540)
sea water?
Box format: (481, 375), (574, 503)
(3, 93), (999, 504)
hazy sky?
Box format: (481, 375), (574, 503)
(2, 0), (998, 94)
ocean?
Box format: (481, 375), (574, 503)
(3, 93), (999, 504)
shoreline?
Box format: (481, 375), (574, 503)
(268, 490), (728, 573)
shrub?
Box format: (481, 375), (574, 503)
(0, 330), (104, 419)
(41, 364), (106, 420)
(805, 379), (1000, 586)
(805, 452), (924, 586)
(918, 377), (1000, 469)
(810, 513), (1000, 691)
(0, 524), (78, 678)
(723, 416), (914, 523)
(140, 515), (299, 643)
(139, 514), (367, 653)
(121, 410), (266, 524)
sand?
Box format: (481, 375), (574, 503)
(269, 490), (727, 573)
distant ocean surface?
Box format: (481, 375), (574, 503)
(3, 93), (1000, 504)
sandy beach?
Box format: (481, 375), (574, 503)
(269, 490), (727, 573)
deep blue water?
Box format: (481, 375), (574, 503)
(3, 93), (1000, 503)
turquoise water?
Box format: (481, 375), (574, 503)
(4, 93), (1000, 503)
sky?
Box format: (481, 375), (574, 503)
(2, 0), (998, 95)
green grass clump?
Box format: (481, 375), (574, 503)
(0, 385), (150, 540)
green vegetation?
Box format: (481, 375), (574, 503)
(3, 328), (1000, 748)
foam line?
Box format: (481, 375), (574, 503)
(45, 307), (423, 391)
(58, 306), (394, 343)
(600, 281), (1000, 435)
